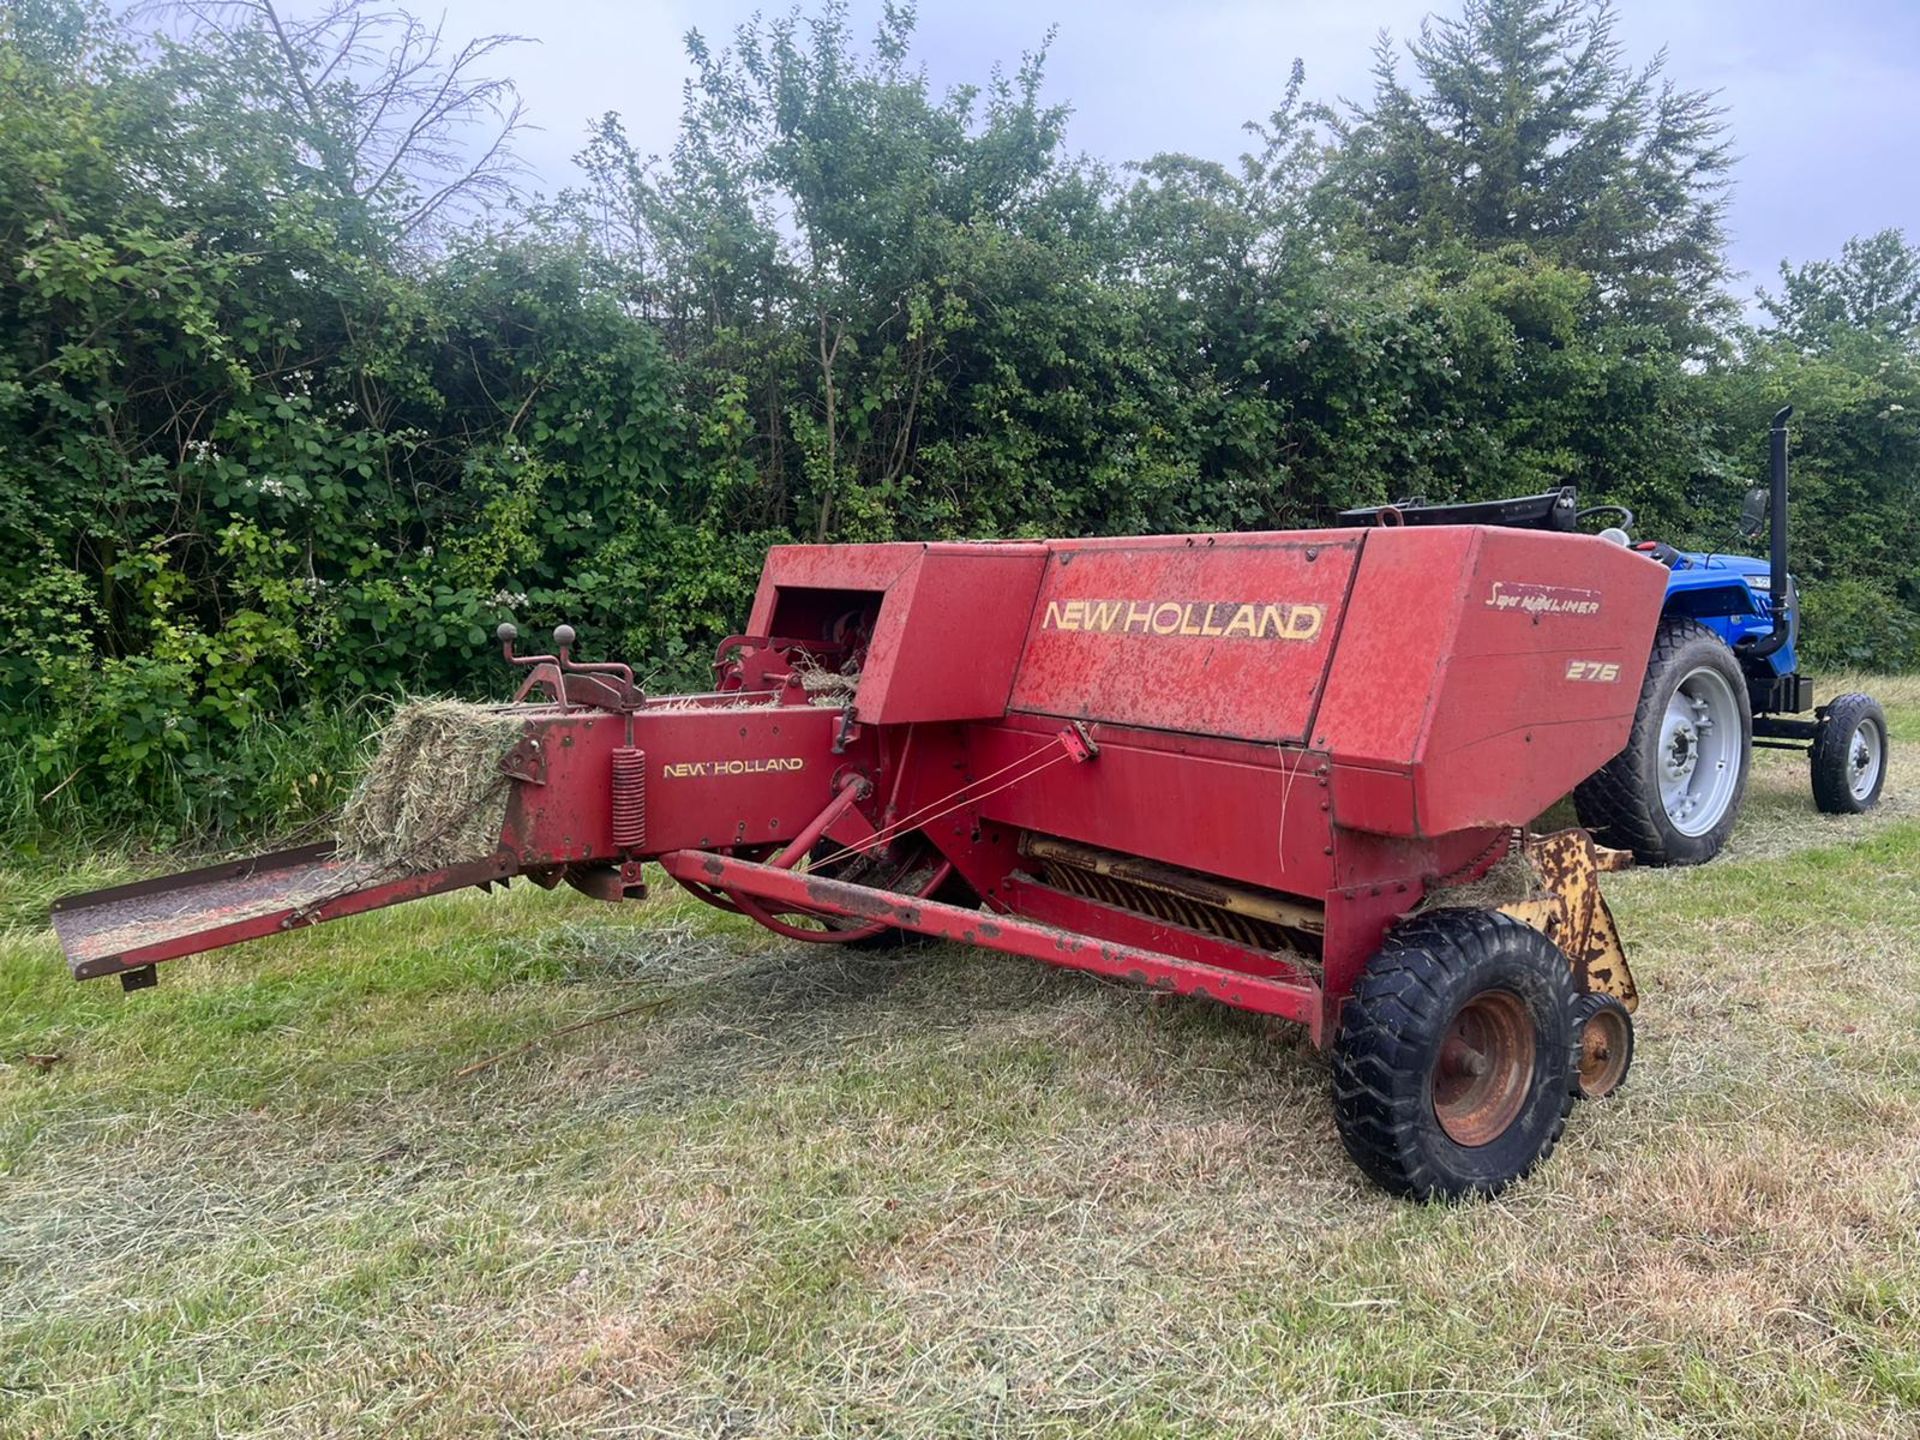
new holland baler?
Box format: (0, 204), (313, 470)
(52, 524), (1668, 1198)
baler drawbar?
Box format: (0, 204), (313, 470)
(53, 523), (1668, 1198)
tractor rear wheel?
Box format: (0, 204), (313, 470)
(1331, 910), (1576, 1200)
(1810, 693), (1888, 815)
(1573, 617), (1752, 866)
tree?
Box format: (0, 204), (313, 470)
(560, 1), (1147, 543)
(1329, 0), (1732, 352)
(160, 0), (530, 241)
(1759, 228), (1920, 356)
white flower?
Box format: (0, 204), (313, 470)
(493, 589), (528, 608)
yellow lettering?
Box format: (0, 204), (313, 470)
(1038, 597), (1327, 643)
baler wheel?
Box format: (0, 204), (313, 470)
(1332, 910), (1575, 1201)
(1573, 617), (1752, 866)
(1569, 993), (1634, 1101)
(1810, 693), (1888, 815)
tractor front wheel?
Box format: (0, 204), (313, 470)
(1810, 693), (1888, 815)
(1574, 617), (1752, 866)
(1332, 910), (1576, 1200)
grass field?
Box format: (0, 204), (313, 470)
(5, 680), (1920, 1438)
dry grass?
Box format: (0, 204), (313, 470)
(336, 699), (524, 869)
(4, 680), (1920, 1437)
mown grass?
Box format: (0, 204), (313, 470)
(3, 681), (1919, 1437)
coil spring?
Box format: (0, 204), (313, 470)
(611, 746), (646, 850)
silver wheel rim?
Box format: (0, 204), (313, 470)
(1658, 665), (1742, 837)
(1848, 718), (1884, 802)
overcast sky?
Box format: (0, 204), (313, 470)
(419, 0), (1916, 299)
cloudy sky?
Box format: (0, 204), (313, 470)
(425, 0), (1915, 299)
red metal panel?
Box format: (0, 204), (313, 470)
(1315, 527), (1475, 824)
(1416, 528), (1666, 832)
(746, 543), (1049, 723)
(1008, 534), (1359, 743)
(504, 704), (846, 861)
(854, 547), (1048, 723)
(960, 720), (1335, 898)
(50, 846), (514, 979)
(746, 543), (922, 633)
(1318, 528), (1667, 837)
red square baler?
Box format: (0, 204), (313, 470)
(53, 523), (1667, 1197)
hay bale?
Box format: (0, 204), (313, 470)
(336, 699), (525, 869)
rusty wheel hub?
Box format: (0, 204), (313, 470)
(1432, 989), (1534, 1146)
(1576, 1003), (1632, 1099)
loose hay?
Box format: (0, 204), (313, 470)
(1417, 848), (1547, 912)
(789, 649), (861, 707)
(336, 699), (525, 869)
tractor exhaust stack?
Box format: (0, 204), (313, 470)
(1745, 404), (1794, 660)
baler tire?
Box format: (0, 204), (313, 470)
(1572, 617), (1752, 866)
(1569, 992), (1634, 1101)
(1810, 693), (1888, 815)
(1331, 910), (1575, 1201)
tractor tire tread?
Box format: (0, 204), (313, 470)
(1810, 692), (1888, 815)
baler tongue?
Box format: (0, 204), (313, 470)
(50, 844), (511, 987)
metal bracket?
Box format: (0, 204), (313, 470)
(1061, 722), (1100, 763)
(831, 705), (861, 755)
(499, 735), (548, 785)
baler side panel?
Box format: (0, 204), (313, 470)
(746, 543), (923, 633)
(960, 721), (1335, 897)
(1318, 528), (1666, 838)
(504, 705), (849, 862)
(1315, 528), (1474, 834)
(855, 549), (1050, 724)
(1006, 535), (1360, 744)
(1416, 531), (1666, 833)
(746, 543), (1050, 724)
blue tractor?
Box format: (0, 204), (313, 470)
(1341, 407), (1889, 866)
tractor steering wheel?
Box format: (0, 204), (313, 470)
(1576, 504), (1636, 533)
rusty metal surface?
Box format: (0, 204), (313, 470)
(1497, 828), (1638, 1008)
(1008, 536), (1357, 744)
(1433, 989), (1534, 1147)
(51, 846), (512, 979)
(1576, 1002), (1633, 1098)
